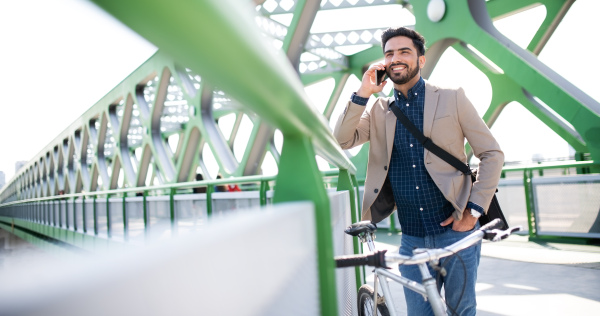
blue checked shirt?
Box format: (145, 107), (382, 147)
(351, 77), (482, 237)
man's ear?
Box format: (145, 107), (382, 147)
(419, 55), (426, 69)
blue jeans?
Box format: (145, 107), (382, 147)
(398, 223), (481, 316)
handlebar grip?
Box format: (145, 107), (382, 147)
(335, 250), (388, 268)
(479, 218), (505, 231)
(483, 226), (522, 241)
(335, 254), (370, 268)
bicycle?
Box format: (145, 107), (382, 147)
(335, 218), (520, 316)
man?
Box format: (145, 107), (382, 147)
(333, 27), (504, 315)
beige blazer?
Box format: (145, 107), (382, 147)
(333, 81), (504, 223)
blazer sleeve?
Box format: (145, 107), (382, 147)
(333, 100), (371, 149)
(456, 88), (504, 212)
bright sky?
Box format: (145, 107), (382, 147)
(0, 0), (598, 183)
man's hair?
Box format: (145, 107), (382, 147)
(381, 27), (426, 56)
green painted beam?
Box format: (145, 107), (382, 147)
(301, 72), (338, 86)
(273, 135), (337, 316)
(323, 72), (351, 120)
(523, 0), (573, 54)
(451, 43), (586, 152)
(348, 46), (383, 75)
(412, 0), (600, 165)
(486, 0), (573, 54)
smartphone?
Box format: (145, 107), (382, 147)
(376, 68), (387, 86)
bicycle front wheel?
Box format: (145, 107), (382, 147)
(357, 284), (390, 316)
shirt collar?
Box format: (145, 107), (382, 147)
(393, 76), (425, 101)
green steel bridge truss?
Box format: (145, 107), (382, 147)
(1, 0), (598, 204)
(1, 1), (599, 315)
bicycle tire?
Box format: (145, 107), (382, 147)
(357, 284), (390, 316)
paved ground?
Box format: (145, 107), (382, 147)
(372, 232), (600, 316)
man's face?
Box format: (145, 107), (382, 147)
(383, 36), (425, 86)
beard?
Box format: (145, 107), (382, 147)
(387, 59), (420, 85)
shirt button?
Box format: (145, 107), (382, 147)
(412, 165), (416, 168)
(410, 144), (413, 147)
(374, 189), (379, 193)
(406, 103), (409, 107)
(416, 186), (419, 190)
(420, 208), (423, 211)
(415, 93), (418, 96)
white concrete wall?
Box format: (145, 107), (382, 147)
(0, 202), (320, 316)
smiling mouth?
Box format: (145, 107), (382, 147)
(390, 64), (407, 73)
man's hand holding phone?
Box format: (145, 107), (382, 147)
(356, 64), (387, 99)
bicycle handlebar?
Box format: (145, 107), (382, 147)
(335, 219), (521, 269)
(480, 218), (505, 231)
(335, 250), (389, 269)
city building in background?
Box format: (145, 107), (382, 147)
(14, 161), (27, 174)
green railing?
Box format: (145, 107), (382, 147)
(0, 169), (347, 239)
(501, 160), (599, 241)
(0, 168), (355, 315)
(378, 160), (600, 241)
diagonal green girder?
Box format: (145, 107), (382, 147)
(411, 0), (600, 164)
(486, 0), (574, 54)
(89, 0), (353, 173)
(451, 43), (586, 153)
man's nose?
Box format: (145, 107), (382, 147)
(391, 53), (403, 63)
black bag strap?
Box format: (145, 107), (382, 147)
(389, 100), (472, 175)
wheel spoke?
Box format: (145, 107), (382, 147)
(364, 299), (373, 316)
(358, 284), (389, 316)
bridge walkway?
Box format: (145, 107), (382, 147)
(2, 223), (600, 316)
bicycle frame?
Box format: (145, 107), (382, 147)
(339, 219), (518, 316)
(362, 232), (446, 316)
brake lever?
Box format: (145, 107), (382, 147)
(483, 226), (522, 242)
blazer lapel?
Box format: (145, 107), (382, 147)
(423, 82), (439, 160)
(423, 82), (439, 138)
(385, 97), (396, 160)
